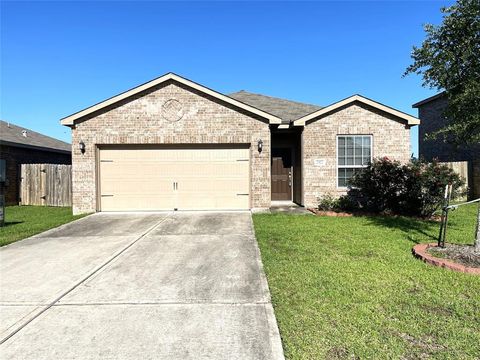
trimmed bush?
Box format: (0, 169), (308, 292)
(318, 158), (465, 217)
(343, 158), (464, 217)
(346, 158), (408, 214)
(317, 194), (358, 213)
(317, 194), (341, 211)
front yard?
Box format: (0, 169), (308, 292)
(253, 204), (480, 359)
(0, 206), (86, 247)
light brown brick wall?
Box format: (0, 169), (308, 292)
(70, 81), (270, 214)
(302, 102), (412, 208)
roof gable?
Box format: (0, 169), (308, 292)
(293, 94), (420, 126)
(60, 73), (282, 126)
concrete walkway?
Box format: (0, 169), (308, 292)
(0, 212), (284, 359)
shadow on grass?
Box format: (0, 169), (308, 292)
(364, 215), (438, 244)
(2, 221), (24, 227)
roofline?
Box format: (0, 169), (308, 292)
(412, 92), (446, 108)
(60, 73), (282, 125)
(293, 94), (420, 126)
(229, 90), (323, 110)
(0, 140), (71, 154)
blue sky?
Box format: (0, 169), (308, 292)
(1, 1), (452, 155)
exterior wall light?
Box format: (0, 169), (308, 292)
(257, 139), (263, 153)
(79, 141), (86, 154)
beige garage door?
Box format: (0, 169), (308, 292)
(99, 146), (250, 211)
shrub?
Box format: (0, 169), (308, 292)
(337, 195), (359, 212)
(318, 194), (358, 212)
(402, 158), (466, 216)
(346, 157), (464, 217)
(346, 158), (409, 214)
(317, 194), (341, 211)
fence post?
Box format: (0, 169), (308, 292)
(438, 184), (452, 248)
(475, 202), (480, 250)
(41, 164), (47, 206)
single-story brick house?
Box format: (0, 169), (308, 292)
(0, 120), (71, 205)
(61, 73), (419, 214)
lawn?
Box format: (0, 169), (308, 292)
(0, 206), (86, 247)
(253, 204), (480, 359)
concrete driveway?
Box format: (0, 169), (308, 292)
(0, 212), (284, 360)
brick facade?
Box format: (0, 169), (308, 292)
(416, 95), (480, 198)
(0, 144), (71, 205)
(417, 95), (480, 162)
(302, 102), (412, 208)
(71, 80), (271, 214)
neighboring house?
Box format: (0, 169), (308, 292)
(413, 93), (480, 198)
(0, 120), (71, 205)
(61, 73), (419, 214)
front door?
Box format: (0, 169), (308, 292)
(271, 148), (292, 201)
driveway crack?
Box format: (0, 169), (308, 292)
(0, 213), (173, 345)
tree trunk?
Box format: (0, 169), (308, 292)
(475, 203), (480, 250)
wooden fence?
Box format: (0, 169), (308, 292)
(20, 164), (72, 206)
(440, 160), (480, 200)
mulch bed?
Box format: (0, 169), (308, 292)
(308, 209), (353, 217)
(428, 244), (480, 268)
(413, 243), (480, 275)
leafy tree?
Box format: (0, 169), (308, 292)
(405, 0), (480, 249)
(404, 0), (480, 145)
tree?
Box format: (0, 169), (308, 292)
(405, 0), (480, 249)
(404, 0), (480, 145)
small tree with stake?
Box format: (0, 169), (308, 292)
(404, 0), (480, 250)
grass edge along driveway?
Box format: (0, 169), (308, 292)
(253, 204), (480, 359)
(1, 206), (87, 247)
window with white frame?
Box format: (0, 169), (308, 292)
(337, 135), (372, 187)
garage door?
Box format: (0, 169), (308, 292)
(99, 146), (250, 211)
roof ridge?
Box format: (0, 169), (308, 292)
(229, 90), (322, 108)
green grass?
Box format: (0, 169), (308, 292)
(253, 204), (480, 359)
(0, 206), (86, 247)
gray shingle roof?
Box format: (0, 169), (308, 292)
(229, 90), (322, 124)
(0, 120), (71, 153)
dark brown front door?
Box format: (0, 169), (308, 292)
(271, 148), (292, 201)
